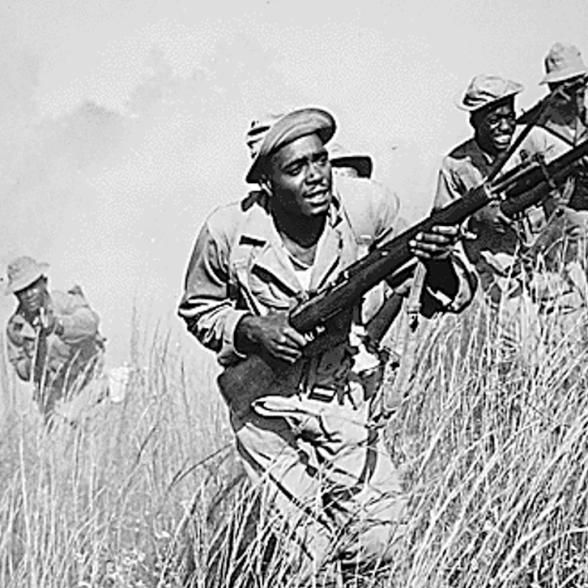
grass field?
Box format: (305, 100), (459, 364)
(0, 299), (587, 587)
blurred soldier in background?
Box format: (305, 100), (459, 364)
(5, 256), (106, 424)
(522, 42), (588, 209)
(520, 43), (588, 287)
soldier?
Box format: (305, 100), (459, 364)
(519, 42), (588, 253)
(435, 74), (533, 297)
(5, 256), (106, 423)
(178, 107), (477, 580)
(523, 43), (588, 205)
(435, 74), (586, 357)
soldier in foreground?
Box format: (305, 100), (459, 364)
(5, 256), (106, 424)
(178, 107), (477, 580)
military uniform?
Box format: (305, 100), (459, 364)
(6, 285), (105, 417)
(179, 173), (476, 571)
(436, 73), (587, 359)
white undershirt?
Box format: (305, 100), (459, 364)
(285, 250), (314, 291)
(292, 264), (313, 290)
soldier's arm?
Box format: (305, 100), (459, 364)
(433, 161), (462, 210)
(5, 323), (33, 382)
(178, 211), (250, 366)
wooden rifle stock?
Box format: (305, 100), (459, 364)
(218, 140), (588, 416)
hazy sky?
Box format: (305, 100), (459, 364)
(2, 0), (588, 363)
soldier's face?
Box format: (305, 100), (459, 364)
(473, 100), (516, 155)
(549, 76), (587, 114)
(267, 134), (332, 218)
(16, 277), (47, 315)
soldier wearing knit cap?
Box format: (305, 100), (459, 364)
(178, 106), (477, 582)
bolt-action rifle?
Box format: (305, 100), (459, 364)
(30, 307), (50, 407)
(218, 140), (588, 417)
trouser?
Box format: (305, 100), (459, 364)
(230, 379), (407, 580)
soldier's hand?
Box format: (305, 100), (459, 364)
(236, 311), (307, 363)
(473, 201), (512, 233)
(409, 225), (459, 260)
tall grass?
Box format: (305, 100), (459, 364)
(0, 298), (587, 587)
(0, 321), (240, 587)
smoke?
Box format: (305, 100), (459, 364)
(0, 34), (301, 363)
(4, 0), (587, 365)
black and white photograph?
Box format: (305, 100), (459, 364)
(1, 1), (588, 586)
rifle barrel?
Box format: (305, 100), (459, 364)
(289, 140), (588, 333)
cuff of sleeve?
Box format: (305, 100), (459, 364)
(444, 256), (478, 313)
(425, 255), (478, 314)
(218, 309), (251, 365)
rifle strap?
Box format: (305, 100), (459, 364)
(380, 262), (427, 418)
(405, 262), (427, 331)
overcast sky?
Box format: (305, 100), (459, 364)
(2, 0), (587, 363)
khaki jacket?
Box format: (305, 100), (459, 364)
(179, 176), (475, 394)
(6, 286), (104, 395)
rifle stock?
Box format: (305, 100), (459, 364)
(218, 354), (278, 417)
(218, 140), (588, 416)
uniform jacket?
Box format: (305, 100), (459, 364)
(435, 133), (587, 309)
(6, 286), (104, 395)
(522, 102), (588, 209)
(178, 176), (476, 395)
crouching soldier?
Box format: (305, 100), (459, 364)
(178, 107), (477, 582)
(5, 256), (106, 424)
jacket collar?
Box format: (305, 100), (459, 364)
(238, 192), (346, 293)
(469, 137), (499, 169)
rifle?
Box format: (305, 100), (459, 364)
(30, 308), (49, 406)
(218, 140), (588, 417)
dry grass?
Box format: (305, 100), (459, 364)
(0, 297), (587, 587)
